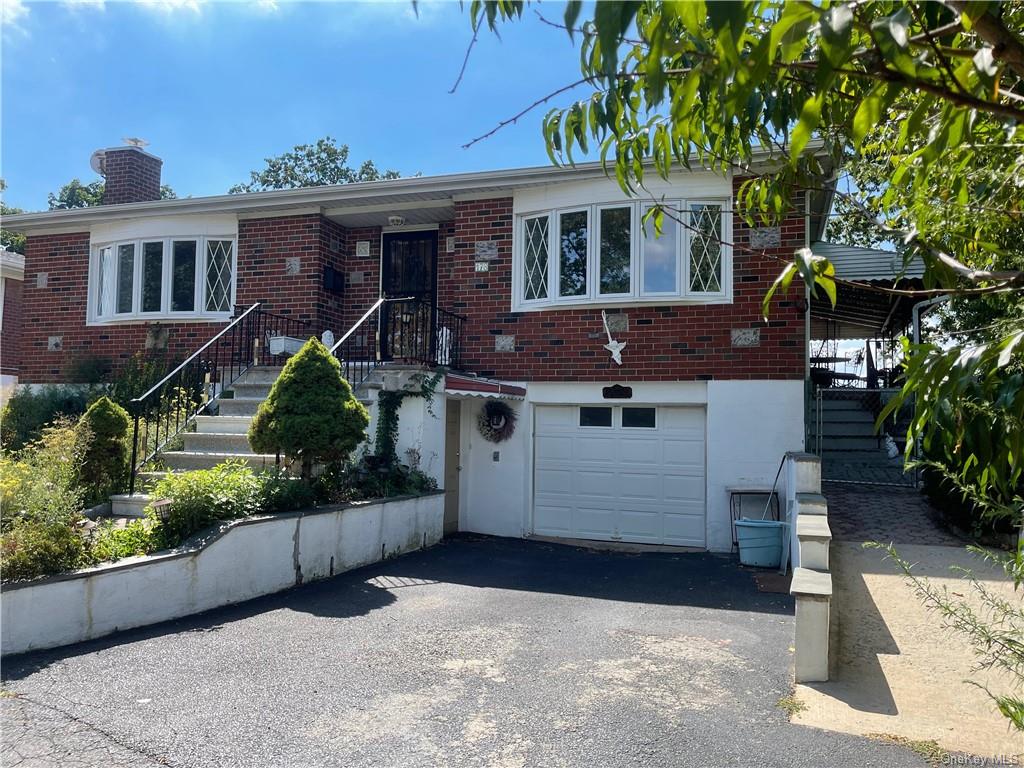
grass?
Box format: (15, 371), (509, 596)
(866, 733), (948, 764)
(776, 693), (807, 717)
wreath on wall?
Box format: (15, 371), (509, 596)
(477, 400), (518, 443)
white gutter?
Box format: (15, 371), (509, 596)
(912, 295), (951, 344)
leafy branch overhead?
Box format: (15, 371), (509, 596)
(467, 1), (1024, 309)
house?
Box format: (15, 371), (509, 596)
(0, 245), (25, 402)
(3, 143), (836, 553)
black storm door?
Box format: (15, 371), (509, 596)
(380, 231), (438, 361)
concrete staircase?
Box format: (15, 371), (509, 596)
(111, 364), (381, 517)
(818, 395), (912, 486)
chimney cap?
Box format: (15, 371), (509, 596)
(90, 142), (162, 177)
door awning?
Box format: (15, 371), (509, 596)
(444, 373), (526, 400)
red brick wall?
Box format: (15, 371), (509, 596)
(340, 225), (381, 331)
(437, 185), (806, 382)
(101, 148), (163, 205)
(1, 277), (23, 376)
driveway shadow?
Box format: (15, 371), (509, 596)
(2, 535), (790, 680)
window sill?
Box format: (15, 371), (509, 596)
(86, 313), (233, 327)
(512, 294), (732, 313)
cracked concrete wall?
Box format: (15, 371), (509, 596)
(1, 494), (444, 656)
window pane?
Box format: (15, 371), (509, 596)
(559, 210), (588, 297)
(116, 243), (135, 314)
(142, 242), (163, 313)
(689, 203), (723, 293)
(599, 207), (631, 295)
(171, 240), (197, 312)
(97, 246), (115, 317)
(205, 239), (233, 312)
(622, 407), (656, 428)
(642, 208), (678, 293)
(579, 406), (612, 427)
(523, 215), (549, 301)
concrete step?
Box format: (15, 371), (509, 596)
(230, 382), (273, 399)
(110, 493), (152, 518)
(135, 471), (172, 492)
(217, 398), (265, 417)
(235, 366), (285, 384)
(161, 451), (279, 471)
(194, 415), (252, 434)
(821, 421), (878, 437)
(182, 431), (253, 453)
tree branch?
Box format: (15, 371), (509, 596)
(945, 1), (1024, 80)
(461, 78), (593, 149)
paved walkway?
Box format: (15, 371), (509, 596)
(823, 481), (966, 546)
(1, 537), (928, 768)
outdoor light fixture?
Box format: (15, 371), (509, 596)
(388, 215), (405, 227)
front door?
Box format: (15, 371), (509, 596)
(380, 231), (438, 361)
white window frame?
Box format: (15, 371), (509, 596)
(512, 198), (732, 312)
(87, 235), (237, 325)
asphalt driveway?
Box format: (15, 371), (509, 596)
(1, 536), (925, 767)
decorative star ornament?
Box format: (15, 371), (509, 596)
(601, 310), (627, 366)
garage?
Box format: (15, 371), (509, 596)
(532, 404), (707, 547)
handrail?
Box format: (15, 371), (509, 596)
(329, 297), (386, 356)
(132, 302), (262, 404)
(127, 302), (312, 494)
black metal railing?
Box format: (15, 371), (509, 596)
(127, 303), (312, 494)
(330, 296), (466, 389)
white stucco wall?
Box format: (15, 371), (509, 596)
(455, 380), (804, 553)
(705, 380), (806, 551)
(1, 494), (444, 656)
(394, 395), (446, 484)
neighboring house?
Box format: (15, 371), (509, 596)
(0, 245), (25, 402)
(5, 144), (839, 552)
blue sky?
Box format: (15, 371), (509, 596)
(1, 0), (588, 211)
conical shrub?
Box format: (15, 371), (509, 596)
(248, 338), (369, 477)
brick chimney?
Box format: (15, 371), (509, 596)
(91, 142), (163, 205)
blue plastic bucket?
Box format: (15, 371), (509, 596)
(735, 519), (785, 567)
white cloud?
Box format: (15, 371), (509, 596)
(136, 0), (204, 14)
(254, 0), (278, 12)
(1, 0), (31, 37)
(61, 0), (106, 11)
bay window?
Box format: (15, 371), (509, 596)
(89, 235), (236, 323)
(514, 198), (729, 310)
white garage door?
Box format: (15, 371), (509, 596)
(533, 405), (706, 547)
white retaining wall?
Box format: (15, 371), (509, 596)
(1, 493), (444, 656)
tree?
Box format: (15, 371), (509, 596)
(1, 179), (25, 255)
(228, 136), (400, 193)
(77, 396), (130, 506)
(47, 179), (176, 209)
(466, 0), (1024, 729)
(248, 338), (369, 479)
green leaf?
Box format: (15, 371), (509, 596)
(762, 262), (798, 319)
(563, 0), (582, 38)
(791, 93), (824, 159)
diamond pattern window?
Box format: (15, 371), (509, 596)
(205, 240), (233, 313)
(689, 203), (723, 293)
(523, 215), (549, 301)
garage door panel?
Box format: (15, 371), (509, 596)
(618, 472), (662, 500)
(576, 437), (618, 462)
(533, 405), (706, 548)
(536, 435), (573, 461)
(664, 474), (705, 502)
(536, 468), (574, 495)
(662, 439), (704, 467)
(617, 438), (661, 464)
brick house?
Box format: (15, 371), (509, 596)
(4, 144), (838, 552)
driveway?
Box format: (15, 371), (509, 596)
(1, 536), (926, 767)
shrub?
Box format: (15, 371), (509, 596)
(248, 338), (369, 478)
(0, 386), (93, 452)
(77, 396), (130, 505)
(90, 518), (162, 562)
(1, 516), (89, 582)
(109, 352), (173, 408)
(147, 460), (263, 545)
(258, 469), (316, 514)
(0, 419), (92, 581)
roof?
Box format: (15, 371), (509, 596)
(0, 247), (25, 281)
(3, 143), (833, 234)
(810, 241), (924, 282)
